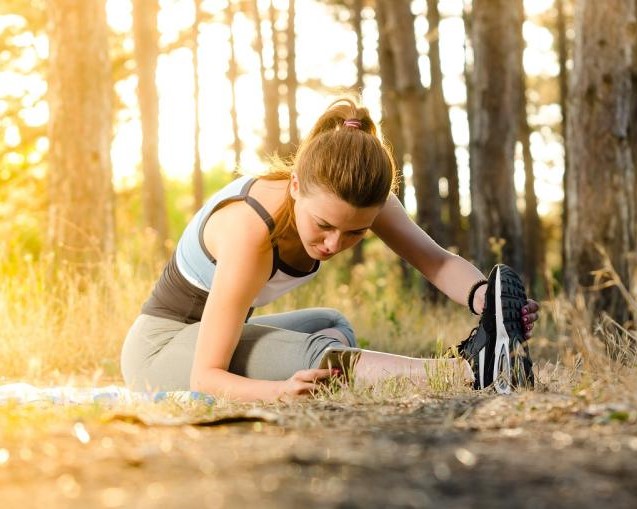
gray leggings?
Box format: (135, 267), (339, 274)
(120, 308), (357, 392)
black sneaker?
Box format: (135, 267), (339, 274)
(457, 264), (534, 393)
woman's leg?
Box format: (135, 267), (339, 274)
(249, 309), (472, 386)
(248, 308), (357, 347)
(120, 314), (195, 391)
(120, 313), (345, 391)
(121, 313), (472, 392)
(352, 350), (474, 387)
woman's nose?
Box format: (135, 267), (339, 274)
(324, 231), (342, 253)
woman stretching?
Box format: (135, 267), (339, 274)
(121, 98), (540, 401)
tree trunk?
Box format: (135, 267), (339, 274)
(520, 90), (544, 294)
(425, 0), (461, 251)
(192, 0), (204, 212)
(132, 0), (169, 255)
(252, 0), (281, 156)
(268, 0), (282, 146)
(47, 0), (115, 268)
(285, 0), (299, 153)
(376, 0), (444, 246)
(226, 0), (241, 172)
(469, 0), (525, 272)
(350, 0), (365, 266)
(376, 1), (411, 285)
(376, 1), (405, 196)
(630, 0), (637, 261)
(564, 0), (636, 324)
(461, 0), (477, 260)
(353, 0), (364, 94)
(556, 0), (570, 277)
(518, 3), (544, 294)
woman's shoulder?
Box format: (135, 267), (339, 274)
(202, 195), (273, 260)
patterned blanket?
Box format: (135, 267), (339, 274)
(0, 382), (214, 406)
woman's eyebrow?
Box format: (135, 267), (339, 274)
(314, 216), (372, 232)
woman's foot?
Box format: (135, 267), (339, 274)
(457, 264), (534, 393)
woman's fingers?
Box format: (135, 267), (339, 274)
(282, 368), (334, 397)
(522, 312), (538, 325)
(296, 368), (332, 382)
(521, 299), (540, 316)
(282, 368), (346, 399)
(520, 298), (540, 340)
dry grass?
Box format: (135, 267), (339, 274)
(1, 237), (636, 408)
(0, 245), (159, 383)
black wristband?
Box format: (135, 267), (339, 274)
(467, 279), (488, 315)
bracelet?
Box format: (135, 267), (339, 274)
(467, 279), (488, 315)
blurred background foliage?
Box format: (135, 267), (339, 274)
(1, 0), (636, 378)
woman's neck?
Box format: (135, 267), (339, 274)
(251, 178), (314, 272)
(276, 229), (315, 273)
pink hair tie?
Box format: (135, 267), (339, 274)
(343, 118), (362, 129)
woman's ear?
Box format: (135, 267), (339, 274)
(290, 172), (300, 200)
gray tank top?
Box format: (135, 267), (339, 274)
(141, 175), (320, 324)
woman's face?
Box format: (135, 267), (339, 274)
(290, 173), (382, 261)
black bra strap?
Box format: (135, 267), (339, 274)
(238, 178), (276, 233)
(244, 196), (275, 233)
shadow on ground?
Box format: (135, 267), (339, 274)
(1, 391), (637, 508)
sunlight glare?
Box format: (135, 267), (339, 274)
(523, 22), (558, 76)
(106, 0), (132, 32)
(0, 0), (563, 220)
(4, 125), (20, 147)
(20, 97), (48, 127)
(73, 422), (91, 444)
(524, 0), (554, 16)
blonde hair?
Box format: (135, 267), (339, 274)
(262, 97), (397, 245)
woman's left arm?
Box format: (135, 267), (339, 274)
(371, 194), (484, 307)
(371, 194), (539, 338)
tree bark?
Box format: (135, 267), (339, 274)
(376, 0), (445, 245)
(226, 0), (241, 172)
(192, 0), (204, 212)
(630, 0), (637, 248)
(564, 0), (637, 323)
(463, 0), (474, 231)
(132, 0), (169, 255)
(425, 0), (461, 251)
(350, 0), (365, 266)
(285, 0), (299, 153)
(252, 0), (281, 156)
(469, 0), (525, 272)
(518, 1), (544, 294)
(520, 88), (544, 293)
(376, 1), (411, 284)
(47, 0), (115, 268)
(353, 0), (364, 94)
(268, 0), (282, 143)
(556, 0), (570, 277)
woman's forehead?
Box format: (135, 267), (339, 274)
(302, 188), (379, 227)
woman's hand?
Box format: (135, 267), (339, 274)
(473, 287), (540, 341)
(521, 298), (540, 340)
(278, 368), (333, 399)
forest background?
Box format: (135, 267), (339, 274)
(0, 0), (636, 381)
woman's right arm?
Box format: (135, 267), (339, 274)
(189, 203), (330, 401)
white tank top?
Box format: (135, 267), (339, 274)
(175, 175), (320, 308)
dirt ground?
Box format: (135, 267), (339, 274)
(1, 388), (637, 509)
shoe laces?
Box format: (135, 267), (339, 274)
(456, 327), (478, 358)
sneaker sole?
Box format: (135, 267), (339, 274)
(492, 265), (530, 394)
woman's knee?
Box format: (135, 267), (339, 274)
(320, 308), (356, 347)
